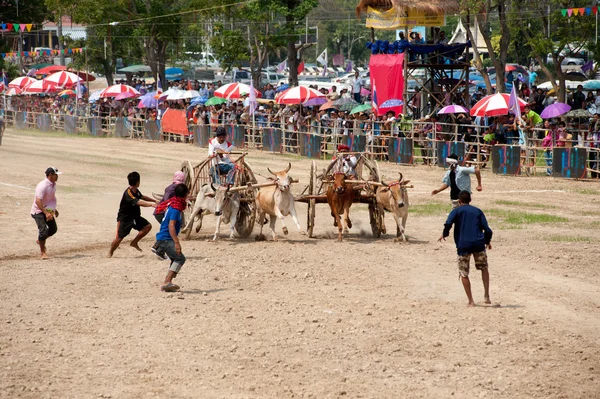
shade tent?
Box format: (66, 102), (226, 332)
(117, 65), (152, 73)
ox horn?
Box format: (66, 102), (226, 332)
(267, 167), (276, 176)
(380, 181), (389, 187)
(210, 183), (217, 192)
(285, 162), (292, 173)
(398, 172), (403, 183)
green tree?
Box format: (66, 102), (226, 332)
(210, 27), (249, 71)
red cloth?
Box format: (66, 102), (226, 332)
(155, 196), (187, 215)
(369, 53), (405, 117)
(297, 62), (305, 74)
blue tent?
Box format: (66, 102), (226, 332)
(165, 67), (184, 81)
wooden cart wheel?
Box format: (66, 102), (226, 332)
(180, 160), (195, 237)
(369, 202), (382, 238)
(235, 191), (256, 238)
(307, 160), (317, 238)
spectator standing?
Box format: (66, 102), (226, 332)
(31, 167), (62, 259)
(352, 71), (363, 103)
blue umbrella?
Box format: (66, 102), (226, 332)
(583, 80), (600, 90)
(190, 96), (208, 106)
(380, 99), (404, 108)
(276, 84), (289, 92)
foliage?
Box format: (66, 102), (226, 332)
(210, 27), (249, 71)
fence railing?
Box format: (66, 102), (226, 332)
(2, 110), (599, 179)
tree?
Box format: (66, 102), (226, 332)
(210, 27), (249, 71)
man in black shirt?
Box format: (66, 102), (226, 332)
(108, 171), (157, 257)
(571, 85), (587, 110)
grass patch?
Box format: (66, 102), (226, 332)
(494, 200), (556, 209)
(545, 235), (593, 243)
(485, 209), (569, 225)
(575, 188), (600, 196)
(410, 202), (450, 216)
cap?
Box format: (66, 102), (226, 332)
(445, 154), (459, 165)
(45, 167), (62, 176)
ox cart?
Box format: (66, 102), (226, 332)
(178, 153), (258, 238)
(294, 153), (388, 238)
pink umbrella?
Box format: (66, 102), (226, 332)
(360, 88), (371, 96)
(276, 86), (325, 105)
(44, 71), (82, 89)
(214, 83), (260, 99)
(438, 104), (470, 114)
(99, 84), (140, 98)
(23, 79), (58, 94)
(114, 92), (138, 101)
(470, 93), (527, 117)
(8, 76), (36, 89)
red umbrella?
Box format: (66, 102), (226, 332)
(214, 83), (260, 99)
(23, 79), (58, 94)
(36, 65), (67, 76)
(505, 65), (517, 72)
(8, 76), (36, 89)
(276, 86), (325, 105)
(5, 87), (23, 96)
(470, 93), (526, 117)
(99, 84), (140, 98)
(44, 71), (82, 89)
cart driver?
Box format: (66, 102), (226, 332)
(208, 127), (235, 184)
(331, 144), (358, 178)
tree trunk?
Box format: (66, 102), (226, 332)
(463, 16), (493, 93)
(103, 59), (114, 86)
(287, 16), (299, 87)
(476, 2), (509, 94)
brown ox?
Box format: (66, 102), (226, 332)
(255, 163), (303, 240)
(326, 172), (355, 241)
(375, 173), (410, 241)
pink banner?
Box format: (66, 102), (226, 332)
(369, 53), (405, 117)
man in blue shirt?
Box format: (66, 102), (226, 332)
(154, 183), (189, 292)
(438, 191), (493, 306)
(431, 154), (482, 209)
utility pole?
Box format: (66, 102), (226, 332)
(58, 13), (65, 66)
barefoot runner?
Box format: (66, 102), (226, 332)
(31, 167), (62, 259)
(108, 171), (157, 257)
(438, 191), (493, 306)
(151, 170), (186, 259)
(154, 183), (189, 292)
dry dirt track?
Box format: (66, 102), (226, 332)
(1, 128), (599, 399)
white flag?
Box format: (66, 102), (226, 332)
(316, 49), (327, 66)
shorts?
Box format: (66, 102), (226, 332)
(457, 251), (488, 278)
(155, 240), (186, 273)
(116, 216), (150, 239)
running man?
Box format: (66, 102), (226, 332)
(108, 171), (157, 257)
(154, 183), (189, 292)
(431, 153), (482, 209)
(31, 167), (62, 259)
(438, 191), (493, 306)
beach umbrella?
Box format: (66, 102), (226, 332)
(9, 76), (36, 89)
(380, 99), (404, 108)
(276, 86), (324, 105)
(319, 100), (337, 111)
(583, 80), (600, 90)
(438, 104), (469, 114)
(204, 96), (228, 106)
(215, 83), (260, 99)
(470, 93), (526, 117)
(114, 92), (139, 101)
(23, 79), (58, 94)
(58, 89), (77, 98)
(350, 103), (372, 115)
(540, 102), (571, 119)
(303, 97), (328, 106)
(99, 84), (140, 98)
(44, 71), (81, 88)
(5, 87), (23, 96)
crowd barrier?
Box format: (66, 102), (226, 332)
(2, 109), (599, 179)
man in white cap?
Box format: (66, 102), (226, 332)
(431, 154), (482, 209)
(31, 167), (62, 259)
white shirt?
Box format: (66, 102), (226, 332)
(208, 138), (234, 164)
(352, 77), (362, 94)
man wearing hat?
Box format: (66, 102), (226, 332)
(331, 145), (358, 177)
(431, 154), (482, 209)
(208, 126), (235, 184)
(31, 167), (62, 259)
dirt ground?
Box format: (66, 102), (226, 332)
(1, 128), (599, 399)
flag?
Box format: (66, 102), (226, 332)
(297, 61), (305, 74)
(248, 77), (257, 116)
(76, 74), (82, 99)
(372, 82), (378, 114)
(156, 74), (163, 94)
(582, 60), (594, 73)
(26, 68), (37, 77)
(508, 84), (521, 121)
(345, 61), (353, 73)
(2, 71), (8, 86)
(316, 49), (327, 77)
(276, 59), (287, 73)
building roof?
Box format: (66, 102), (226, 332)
(43, 16), (87, 40)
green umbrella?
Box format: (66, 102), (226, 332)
(205, 97), (228, 106)
(350, 103), (372, 115)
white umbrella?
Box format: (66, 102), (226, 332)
(99, 84), (140, 98)
(23, 79), (58, 94)
(44, 71), (81, 89)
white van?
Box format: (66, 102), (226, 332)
(186, 52), (220, 69)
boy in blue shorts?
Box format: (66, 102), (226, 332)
(154, 183), (189, 292)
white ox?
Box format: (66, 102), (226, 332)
(185, 183), (240, 241)
(375, 173), (410, 241)
(255, 163), (304, 240)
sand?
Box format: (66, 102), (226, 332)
(0, 128), (599, 398)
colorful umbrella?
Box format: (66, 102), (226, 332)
(470, 93), (526, 117)
(438, 104), (469, 114)
(204, 97), (228, 106)
(138, 91), (158, 108)
(44, 71), (81, 89)
(23, 79), (58, 94)
(215, 83), (260, 99)
(505, 65), (517, 72)
(303, 97), (328, 106)
(114, 92), (139, 101)
(380, 99), (404, 108)
(99, 84), (140, 98)
(8, 76), (36, 89)
(5, 87), (23, 96)
(58, 89), (77, 98)
(276, 86), (324, 105)
(350, 103), (372, 115)
(540, 102), (571, 119)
